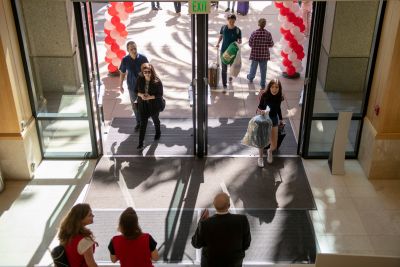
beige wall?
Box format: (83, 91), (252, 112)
(0, 0), (41, 180)
(359, 0), (400, 179)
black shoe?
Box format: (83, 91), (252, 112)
(152, 7), (158, 10)
(154, 133), (161, 140)
(225, 8), (230, 12)
(229, 77), (233, 82)
(134, 124), (140, 131)
(157, 6), (162, 10)
(137, 144), (144, 150)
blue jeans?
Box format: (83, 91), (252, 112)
(247, 60), (268, 89)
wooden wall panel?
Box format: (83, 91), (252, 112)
(0, 39), (20, 134)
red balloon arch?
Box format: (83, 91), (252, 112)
(275, 1), (306, 78)
(104, 2), (134, 73)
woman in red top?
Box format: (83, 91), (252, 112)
(58, 203), (98, 267)
(108, 207), (159, 267)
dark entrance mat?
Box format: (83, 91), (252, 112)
(89, 209), (316, 264)
(105, 118), (297, 156)
(86, 157), (315, 210)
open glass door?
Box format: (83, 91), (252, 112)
(74, 2), (104, 157)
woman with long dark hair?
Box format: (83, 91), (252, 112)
(134, 63), (164, 150)
(108, 207), (159, 266)
(256, 78), (284, 167)
(58, 203), (98, 267)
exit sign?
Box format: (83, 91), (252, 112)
(189, 0), (210, 14)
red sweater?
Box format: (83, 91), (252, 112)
(112, 233), (153, 267)
(65, 235), (95, 267)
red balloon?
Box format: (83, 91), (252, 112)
(281, 51), (288, 58)
(105, 57), (112, 63)
(120, 30), (128, 37)
(111, 2), (118, 7)
(111, 16), (121, 26)
(105, 36), (114, 45)
(108, 6), (118, 17)
(111, 43), (119, 53)
(104, 29), (111, 35)
(124, 2), (133, 8)
(287, 66), (296, 76)
(108, 64), (118, 73)
(280, 8), (288, 16)
(275, 2), (283, 8)
(283, 59), (291, 67)
(125, 6), (134, 13)
(117, 50), (125, 59)
(116, 23), (125, 32)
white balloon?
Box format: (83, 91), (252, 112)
(283, 1), (292, 8)
(116, 37), (125, 46)
(278, 15), (285, 23)
(291, 3), (300, 13)
(106, 50), (116, 59)
(104, 21), (114, 31)
(110, 30), (120, 39)
(115, 3), (125, 14)
(105, 12), (112, 21)
(283, 21), (292, 30)
(283, 46), (292, 54)
(288, 53), (297, 61)
(112, 57), (121, 66)
(119, 11), (129, 21)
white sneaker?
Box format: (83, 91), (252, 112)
(257, 157), (264, 168)
(267, 149), (273, 164)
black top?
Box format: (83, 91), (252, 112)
(107, 234), (157, 254)
(258, 94), (283, 120)
(191, 213), (251, 266)
(134, 75), (163, 116)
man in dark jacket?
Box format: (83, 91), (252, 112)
(191, 193), (251, 267)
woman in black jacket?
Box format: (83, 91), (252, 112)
(256, 78), (284, 167)
(134, 63), (163, 150)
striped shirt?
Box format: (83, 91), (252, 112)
(249, 28), (274, 61)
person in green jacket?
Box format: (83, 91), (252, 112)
(216, 14), (242, 91)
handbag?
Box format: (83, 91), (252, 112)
(159, 97), (166, 112)
(51, 244), (70, 267)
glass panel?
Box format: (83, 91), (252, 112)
(314, 1), (380, 114)
(308, 120), (360, 154)
(39, 120), (92, 155)
(17, 0), (87, 116)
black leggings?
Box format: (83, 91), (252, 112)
(139, 113), (160, 145)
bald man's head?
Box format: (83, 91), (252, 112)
(213, 192), (230, 212)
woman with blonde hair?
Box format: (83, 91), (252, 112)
(108, 207), (159, 266)
(58, 203), (98, 267)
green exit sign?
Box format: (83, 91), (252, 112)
(189, 0), (210, 14)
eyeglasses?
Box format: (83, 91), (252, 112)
(143, 71), (151, 74)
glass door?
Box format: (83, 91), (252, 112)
(12, 0), (102, 158)
(298, 1), (385, 158)
(75, 2), (104, 157)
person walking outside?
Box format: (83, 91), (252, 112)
(247, 18), (274, 90)
(151, 1), (161, 10)
(108, 207), (159, 266)
(225, 0), (236, 12)
(216, 14), (242, 91)
(58, 203), (98, 267)
(119, 41), (149, 132)
(192, 192), (251, 267)
(174, 1), (181, 14)
(134, 63), (163, 150)
(256, 78), (284, 168)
